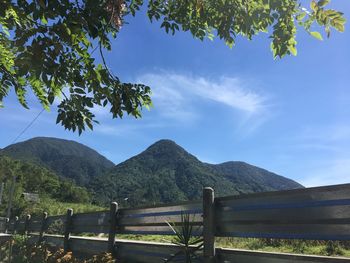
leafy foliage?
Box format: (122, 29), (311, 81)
(1, 137), (303, 208)
(5, 235), (115, 263)
(91, 139), (302, 206)
(165, 212), (203, 263)
(0, 154), (95, 218)
(0, 0), (152, 134)
(0, 0), (346, 132)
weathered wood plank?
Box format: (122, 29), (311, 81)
(216, 184), (350, 240)
(117, 202), (203, 233)
(22, 235), (350, 263)
(70, 237), (108, 256)
(72, 211), (109, 227)
(217, 206), (350, 222)
(217, 248), (350, 263)
(16, 220), (25, 232)
(118, 213), (203, 226)
(70, 211), (110, 234)
(116, 239), (201, 263)
(118, 225), (203, 236)
(119, 202), (202, 218)
(45, 234), (64, 248)
(71, 224), (110, 234)
(27, 219), (42, 233)
(217, 224), (350, 240)
(216, 184), (350, 207)
(45, 215), (66, 234)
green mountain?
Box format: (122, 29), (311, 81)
(1, 137), (114, 186)
(1, 137), (303, 207)
(0, 155), (93, 217)
(90, 140), (303, 206)
(209, 161), (302, 193)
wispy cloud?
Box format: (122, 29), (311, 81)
(136, 72), (269, 126)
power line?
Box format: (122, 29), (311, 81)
(9, 44), (98, 145)
(10, 108), (45, 145)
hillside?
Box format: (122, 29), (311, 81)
(1, 137), (114, 185)
(1, 137), (303, 207)
(0, 155), (94, 217)
(209, 161), (303, 193)
(90, 140), (303, 206)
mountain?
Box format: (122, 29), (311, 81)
(1, 137), (114, 186)
(209, 161), (302, 193)
(1, 137), (303, 207)
(90, 140), (303, 206)
(0, 155), (92, 217)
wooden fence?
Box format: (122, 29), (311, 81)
(1, 183), (350, 262)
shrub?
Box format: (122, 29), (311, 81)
(2, 236), (115, 263)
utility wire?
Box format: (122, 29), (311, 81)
(9, 42), (99, 145)
(10, 108), (45, 145)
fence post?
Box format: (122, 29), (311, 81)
(24, 214), (31, 235)
(64, 208), (73, 253)
(203, 187), (216, 263)
(108, 202), (118, 255)
(39, 212), (48, 243)
(5, 218), (9, 234)
(13, 216), (19, 235)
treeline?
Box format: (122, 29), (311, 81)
(0, 155), (93, 217)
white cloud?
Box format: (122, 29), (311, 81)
(136, 72), (269, 125)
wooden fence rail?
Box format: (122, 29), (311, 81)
(1, 183), (350, 262)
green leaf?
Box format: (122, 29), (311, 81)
(310, 1), (318, 11)
(74, 88), (85, 94)
(333, 22), (345, 32)
(289, 46), (297, 56)
(318, 0), (330, 7)
(41, 15), (48, 25)
(310, 31), (323, 40)
(296, 13), (306, 22)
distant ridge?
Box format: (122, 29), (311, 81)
(1, 137), (303, 206)
(90, 139), (303, 205)
(1, 137), (114, 186)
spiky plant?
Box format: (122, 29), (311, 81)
(165, 212), (203, 263)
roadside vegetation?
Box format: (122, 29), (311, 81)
(117, 234), (350, 258)
(0, 155), (105, 218)
(0, 235), (114, 262)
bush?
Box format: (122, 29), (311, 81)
(2, 236), (114, 263)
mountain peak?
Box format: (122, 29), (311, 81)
(148, 139), (180, 148)
(142, 139), (196, 161)
(2, 137), (114, 185)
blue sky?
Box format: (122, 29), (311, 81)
(1, 1), (349, 187)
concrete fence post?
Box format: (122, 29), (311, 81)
(64, 208), (73, 252)
(203, 187), (216, 263)
(13, 216), (19, 235)
(24, 214), (31, 235)
(108, 202), (118, 256)
(39, 212), (48, 243)
(5, 218), (9, 234)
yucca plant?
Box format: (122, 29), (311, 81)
(165, 212), (203, 263)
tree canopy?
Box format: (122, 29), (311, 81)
(0, 0), (346, 133)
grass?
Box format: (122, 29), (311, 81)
(1, 196), (106, 218)
(115, 235), (350, 258)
